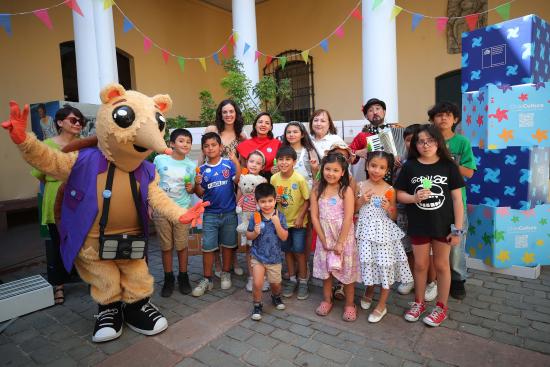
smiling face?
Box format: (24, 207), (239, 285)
(257, 196), (276, 215)
(277, 155), (295, 175)
(57, 112), (83, 136)
(202, 137), (222, 161)
(170, 135), (192, 157)
(311, 112), (330, 139)
(247, 153), (264, 175)
(367, 156), (389, 183)
(221, 103), (236, 126)
(254, 114), (272, 137)
(285, 125), (303, 146)
(323, 161), (344, 185)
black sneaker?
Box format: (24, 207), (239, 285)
(271, 294), (286, 310)
(178, 272), (192, 295)
(161, 273), (175, 297)
(92, 301), (123, 343)
(251, 303), (263, 321)
(450, 280), (466, 300)
(123, 298), (168, 336)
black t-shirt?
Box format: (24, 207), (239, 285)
(394, 158), (465, 238)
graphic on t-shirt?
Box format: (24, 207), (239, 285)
(412, 175), (447, 211)
(280, 186), (294, 208)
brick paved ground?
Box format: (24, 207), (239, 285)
(1, 236), (550, 366)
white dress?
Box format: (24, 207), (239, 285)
(355, 186), (413, 289)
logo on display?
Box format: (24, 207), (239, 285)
(292, 183), (298, 190)
(267, 147), (273, 153)
(222, 169), (230, 178)
(205, 168), (211, 173)
(414, 184), (445, 210)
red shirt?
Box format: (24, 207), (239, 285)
(349, 131), (374, 164)
(237, 136), (282, 173)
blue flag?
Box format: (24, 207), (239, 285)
(412, 13), (424, 31)
(243, 42), (251, 56)
(123, 17), (133, 33)
(0, 14), (12, 36)
(320, 39), (328, 52)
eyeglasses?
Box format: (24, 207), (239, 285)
(65, 116), (84, 126)
(416, 139), (436, 147)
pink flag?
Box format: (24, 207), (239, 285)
(334, 26), (344, 38)
(221, 44), (229, 57)
(254, 50), (261, 63)
(436, 17), (448, 34)
(351, 8), (362, 21)
(265, 55), (273, 66)
(65, 0), (84, 17)
(143, 37), (153, 52)
(162, 50), (170, 64)
(33, 9), (53, 30)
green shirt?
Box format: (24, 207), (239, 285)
(31, 139), (62, 225)
(446, 134), (476, 207)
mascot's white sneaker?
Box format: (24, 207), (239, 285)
(123, 298), (168, 336)
(92, 301), (123, 343)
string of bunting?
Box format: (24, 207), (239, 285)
(0, 0), (518, 71)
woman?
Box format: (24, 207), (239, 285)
(309, 109), (345, 160)
(37, 103), (57, 139)
(204, 99), (246, 159)
(237, 112), (281, 181)
(31, 104), (85, 304)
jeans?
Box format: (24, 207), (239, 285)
(450, 209), (469, 281)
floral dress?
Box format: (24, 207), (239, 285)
(313, 194), (359, 285)
(355, 184), (413, 289)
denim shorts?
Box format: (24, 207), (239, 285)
(201, 212), (238, 252)
(281, 227), (307, 253)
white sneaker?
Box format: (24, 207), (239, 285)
(262, 279), (270, 292)
(246, 277), (253, 292)
(221, 272), (232, 290)
(425, 282), (438, 302)
(192, 278), (213, 297)
(233, 266), (244, 276)
(397, 282), (414, 295)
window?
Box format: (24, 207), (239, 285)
(59, 41), (134, 102)
(263, 50), (314, 122)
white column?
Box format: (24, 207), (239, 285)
(92, 0), (119, 90)
(232, 0), (259, 86)
(362, 0), (399, 123)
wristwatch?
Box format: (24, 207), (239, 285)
(450, 224), (465, 236)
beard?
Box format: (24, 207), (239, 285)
(369, 115), (384, 126)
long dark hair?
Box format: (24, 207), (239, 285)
(54, 104), (86, 133)
(215, 99), (244, 137)
(282, 121), (320, 158)
(365, 151), (394, 180)
(250, 112), (273, 139)
(316, 153), (350, 199)
(309, 109), (337, 137)
(408, 124), (455, 165)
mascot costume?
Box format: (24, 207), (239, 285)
(2, 84), (208, 343)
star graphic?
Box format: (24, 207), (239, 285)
(479, 139), (485, 149)
(496, 250), (510, 262)
(494, 230), (505, 242)
(466, 115), (472, 125)
(473, 105), (477, 112)
(488, 108), (509, 122)
(532, 129), (548, 144)
(518, 93), (528, 101)
(496, 207), (510, 216)
(478, 243), (483, 249)
(484, 257), (492, 266)
(482, 232), (493, 246)
(469, 247), (477, 257)
(523, 209), (536, 217)
(540, 218), (548, 225)
(522, 252), (535, 264)
(477, 115), (484, 126)
(511, 216), (520, 223)
(498, 129), (514, 142)
(477, 219), (482, 225)
(469, 225), (476, 235)
(536, 239), (544, 246)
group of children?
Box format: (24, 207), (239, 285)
(152, 101), (475, 328)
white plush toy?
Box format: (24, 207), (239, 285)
(236, 173), (267, 243)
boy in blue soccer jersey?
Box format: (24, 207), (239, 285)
(193, 132), (241, 297)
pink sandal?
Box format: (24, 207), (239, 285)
(315, 301), (333, 316)
(342, 305), (357, 322)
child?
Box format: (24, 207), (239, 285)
(270, 146), (310, 300)
(281, 121), (320, 189)
(193, 132), (241, 297)
(311, 153), (359, 322)
(395, 125), (465, 327)
(429, 102), (476, 300)
(355, 151), (413, 323)
(246, 183), (289, 320)
(153, 129), (195, 297)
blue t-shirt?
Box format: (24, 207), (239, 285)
(153, 155), (196, 209)
(199, 158), (236, 214)
(247, 211), (287, 264)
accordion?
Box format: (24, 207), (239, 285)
(366, 127), (400, 156)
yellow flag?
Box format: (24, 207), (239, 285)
(390, 6), (403, 21)
(233, 31), (239, 43)
(199, 58), (207, 72)
(301, 50), (309, 64)
(103, 0), (114, 10)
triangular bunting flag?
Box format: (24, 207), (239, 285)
(266, 55), (273, 66)
(123, 17), (133, 33)
(390, 6), (403, 21)
(0, 14), (12, 36)
(221, 44), (228, 57)
(103, 0), (114, 10)
(372, 0), (384, 11)
(213, 53), (220, 65)
(301, 50), (309, 63)
(351, 8), (362, 21)
(334, 26), (344, 38)
(243, 42), (251, 55)
(436, 17), (448, 33)
(177, 57), (185, 73)
(199, 58), (207, 72)
(65, 0), (84, 17)
(320, 39), (329, 52)
(33, 10), (53, 30)
(411, 13), (424, 31)
(465, 14), (479, 31)
(229, 34), (236, 46)
(143, 37), (153, 52)
(280, 56), (287, 69)
(233, 31), (239, 43)
(495, 3), (511, 21)
(162, 50), (170, 64)
(255, 50), (261, 62)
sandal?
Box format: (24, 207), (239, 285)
(54, 285), (65, 305)
(333, 284), (345, 300)
(342, 305), (357, 322)
(315, 301), (333, 316)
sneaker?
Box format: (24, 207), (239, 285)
(251, 303), (263, 321)
(220, 272), (232, 290)
(233, 266), (244, 276)
(297, 281), (309, 300)
(123, 298), (168, 336)
(92, 301), (123, 343)
(262, 278), (270, 292)
(424, 282), (438, 302)
(282, 281), (297, 298)
(161, 273), (175, 298)
(271, 295), (286, 310)
(450, 280), (466, 300)
(423, 302), (448, 327)
(192, 278), (213, 297)
(397, 281), (414, 295)
(214, 270), (222, 278)
(246, 276), (253, 292)
(404, 301), (426, 322)
(177, 273), (192, 295)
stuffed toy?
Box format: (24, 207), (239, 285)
(236, 173), (266, 244)
(2, 84), (208, 343)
